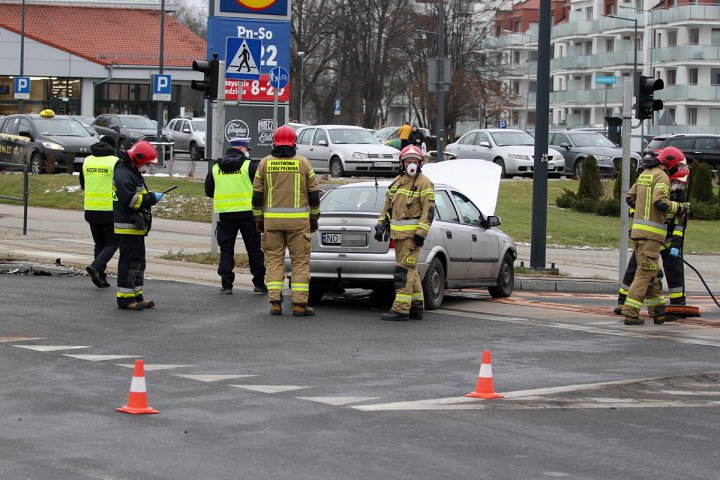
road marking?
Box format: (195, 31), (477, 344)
(116, 364), (194, 371)
(63, 354), (139, 361)
(658, 390), (720, 396)
(0, 336), (43, 342)
(352, 399), (720, 411)
(173, 374), (257, 382)
(229, 385), (312, 394)
(297, 396), (379, 406)
(13, 345), (90, 352)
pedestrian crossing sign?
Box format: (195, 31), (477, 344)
(225, 37), (262, 80)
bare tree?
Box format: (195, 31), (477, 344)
(172, 0), (207, 38)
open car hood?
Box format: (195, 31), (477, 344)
(422, 159), (501, 216)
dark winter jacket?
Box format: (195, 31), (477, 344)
(204, 147), (259, 220)
(112, 151), (158, 235)
(408, 129), (425, 148)
(80, 141), (117, 223)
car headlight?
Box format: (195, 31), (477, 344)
(352, 152), (368, 161)
(392, 153), (399, 161)
(594, 155), (611, 161)
(508, 154), (530, 160)
(41, 141), (64, 150)
(128, 131), (142, 138)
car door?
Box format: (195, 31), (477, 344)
(452, 132), (477, 158)
(474, 131), (495, 161)
(92, 115), (112, 140)
(295, 127), (315, 166)
(173, 120), (190, 151)
(694, 136), (720, 170)
(433, 190), (470, 280)
(310, 128), (331, 170)
(0, 115), (25, 166)
(451, 191), (500, 279)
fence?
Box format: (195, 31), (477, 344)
(0, 163), (29, 235)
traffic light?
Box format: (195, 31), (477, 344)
(636, 75), (664, 121)
(191, 55), (219, 100)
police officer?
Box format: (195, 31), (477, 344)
(615, 155), (690, 315)
(252, 126), (320, 316)
(375, 145), (435, 321)
(205, 137), (267, 294)
(622, 146), (687, 325)
(79, 141), (119, 288)
(113, 141), (164, 311)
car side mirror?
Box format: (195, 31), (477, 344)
(111, 125), (120, 131)
(318, 140), (328, 146)
(560, 142), (571, 149)
(18, 130), (32, 140)
(182, 128), (191, 133)
(486, 215), (501, 227)
(479, 141), (491, 148)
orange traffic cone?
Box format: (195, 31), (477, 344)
(116, 359), (159, 414)
(466, 350), (504, 399)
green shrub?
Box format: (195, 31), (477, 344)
(555, 188), (577, 209)
(574, 196), (597, 213)
(689, 161), (715, 203)
(594, 198), (621, 216)
(577, 156), (604, 200)
(689, 202), (720, 220)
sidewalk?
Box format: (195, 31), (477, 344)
(1, 204), (718, 294)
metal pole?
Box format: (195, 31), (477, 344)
(530, 0), (552, 269)
(273, 87), (279, 130)
(19, 0), (25, 114)
(619, 77), (633, 281)
(436, 0), (445, 159)
(156, 0), (165, 166)
(336, 47), (342, 124)
(299, 52), (304, 123)
(604, 85), (608, 136)
(210, 61), (226, 256)
(22, 164), (28, 235)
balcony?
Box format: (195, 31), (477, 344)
(651, 5), (720, 25)
(550, 87), (624, 105)
(551, 50), (641, 71)
(553, 14), (644, 40)
(662, 85), (720, 103)
(651, 45), (720, 64)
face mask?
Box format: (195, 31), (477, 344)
(405, 162), (418, 177)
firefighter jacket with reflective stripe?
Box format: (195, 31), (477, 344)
(211, 161), (253, 214)
(378, 172), (435, 240)
(626, 166), (680, 242)
(113, 158), (158, 235)
(252, 155), (320, 231)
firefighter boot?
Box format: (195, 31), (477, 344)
(624, 316), (645, 326)
(292, 305), (315, 317)
(381, 310), (409, 321)
(652, 306), (666, 325)
(270, 302), (283, 315)
(137, 299), (155, 309)
(86, 266), (104, 288)
(613, 305), (624, 315)
(119, 301), (144, 311)
(409, 301), (424, 320)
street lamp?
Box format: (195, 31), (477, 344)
(298, 51), (305, 123)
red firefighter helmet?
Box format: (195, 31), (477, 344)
(126, 141), (158, 167)
(669, 159), (689, 184)
(273, 125), (296, 147)
(656, 146), (685, 170)
(400, 145), (423, 164)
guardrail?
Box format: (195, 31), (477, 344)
(0, 163), (29, 235)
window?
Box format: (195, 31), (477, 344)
(529, 50), (538, 62)
(513, 51), (521, 64)
(3, 117), (19, 134)
(689, 68), (698, 85)
(606, 3), (614, 15)
(109, 116), (121, 128)
(605, 38), (614, 52)
(173, 120), (183, 132)
(551, 133), (570, 146)
(667, 70), (676, 86)
(320, 186), (387, 214)
(712, 68), (720, 85)
(511, 81), (520, 94)
(18, 118), (32, 136)
(668, 31), (677, 47)
(667, 137), (694, 150)
(434, 191), (459, 223)
(712, 29), (720, 46)
(584, 41), (592, 55)
(313, 129), (328, 145)
(688, 108), (697, 126)
(459, 132), (477, 145)
(296, 128), (314, 145)
(451, 191), (482, 226)
(529, 81), (537, 93)
(584, 76), (591, 90)
(475, 132), (491, 145)
(94, 116), (109, 128)
(689, 28), (700, 45)
(695, 137), (720, 150)
(585, 7), (593, 21)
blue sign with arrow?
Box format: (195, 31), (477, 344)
(268, 67), (289, 90)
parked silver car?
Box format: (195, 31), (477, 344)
(168, 117), (206, 161)
(445, 128), (565, 177)
(288, 181), (516, 309)
(549, 130), (641, 178)
(295, 125), (400, 177)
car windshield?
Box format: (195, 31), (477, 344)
(330, 129), (380, 145)
(120, 116), (155, 129)
(374, 127), (395, 138)
(490, 131), (535, 146)
(568, 133), (616, 147)
(647, 138), (667, 149)
(34, 118), (94, 137)
(191, 120), (206, 132)
(321, 186), (388, 213)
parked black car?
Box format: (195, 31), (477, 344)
(549, 130), (642, 178)
(0, 110), (100, 174)
(643, 134), (720, 171)
(91, 114), (172, 152)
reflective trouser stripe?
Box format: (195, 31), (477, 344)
(117, 292), (136, 298)
(624, 297), (643, 309)
(291, 283), (309, 292)
(395, 293), (412, 303)
(669, 291), (684, 298)
(619, 287), (629, 295)
(646, 296), (665, 306)
(267, 282), (284, 290)
(412, 293), (424, 301)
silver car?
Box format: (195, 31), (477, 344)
(288, 181), (516, 309)
(295, 125), (400, 177)
(168, 117), (206, 161)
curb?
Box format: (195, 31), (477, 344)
(515, 276), (618, 294)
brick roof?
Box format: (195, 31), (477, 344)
(0, 3), (205, 67)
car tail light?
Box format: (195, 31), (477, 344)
(389, 239), (395, 249)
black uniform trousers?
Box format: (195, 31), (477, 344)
(618, 247), (685, 305)
(88, 221), (118, 280)
(117, 235), (146, 308)
(216, 214), (266, 289)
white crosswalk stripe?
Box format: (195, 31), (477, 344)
(173, 374), (256, 382)
(13, 345), (90, 352)
(63, 354), (139, 361)
(229, 385), (312, 394)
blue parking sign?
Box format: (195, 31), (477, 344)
(497, 120), (508, 129)
(152, 74), (172, 101)
(14, 76), (30, 100)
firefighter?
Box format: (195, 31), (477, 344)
(375, 145), (435, 321)
(252, 125), (320, 316)
(614, 157), (690, 315)
(113, 141), (164, 310)
(79, 141), (119, 288)
(622, 146), (687, 325)
(205, 137), (267, 295)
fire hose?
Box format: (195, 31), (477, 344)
(681, 258), (720, 309)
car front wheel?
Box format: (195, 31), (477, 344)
(30, 152), (44, 174)
(494, 157), (508, 178)
(190, 142), (201, 162)
(488, 253), (514, 298)
(330, 157), (345, 177)
(573, 158), (584, 179)
(422, 256), (446, 310)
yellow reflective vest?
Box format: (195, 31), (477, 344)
(212, 161), (253, 213)
(82, 155), (118, 211)
(626, 166), (680, 242)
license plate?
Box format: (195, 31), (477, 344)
(322, 233), (341, 245)
(74, 157), (85, 164)
(373, 161), (392, 168)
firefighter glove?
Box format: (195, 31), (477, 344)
(669, 247), (680, 257)
(255, 220), (264, 233)
(310, 219), (319, 233)
(414, 234), (425, 247)
(153, 192), (165, 202)
(374, 223), (389, 242)
(681, 202), (691, 214)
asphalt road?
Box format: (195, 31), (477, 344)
(2, 274), (720, 479)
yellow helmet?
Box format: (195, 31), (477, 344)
(39, 109), (55, 118)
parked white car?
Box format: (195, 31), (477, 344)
(295, 125), (400, 177)
(167, 117), (206, 161)
(445, 128), (565, 177)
